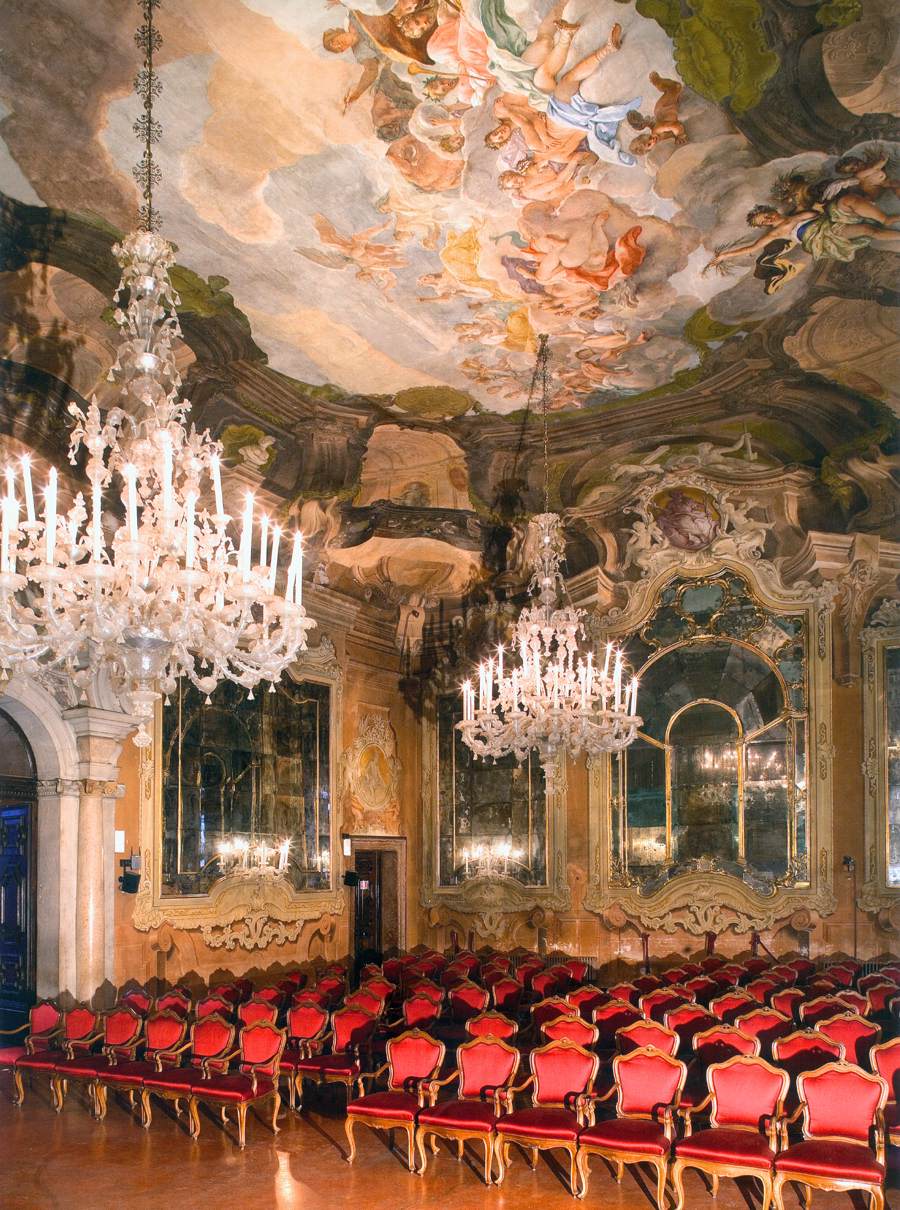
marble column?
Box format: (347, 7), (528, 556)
(34, 778), (81, 1001)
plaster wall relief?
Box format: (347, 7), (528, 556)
(341, 708), (402, 836)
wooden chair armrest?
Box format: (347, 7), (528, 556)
(874, 1110), (886, 1166)
(505, 1075), (534, 1098)
(425, 1070), (459, 1099)
(0, 1023), (28, 1036)
(153, 1041), (191, 1070)
(200, 1048), (239, 1078)
(784, 1104), (805, 1126)
(679, 1093), (713, 1136)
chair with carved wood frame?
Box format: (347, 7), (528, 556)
(156, 987), (192, 1018)
(92, 1008), (187, 1122)
(293, 1004), (378, 1111)
(492, 977), (524, 1017)
(665, 1003), (715, 1054)
(773, 1061), (888, 1210)
(188, 1019), (286, 1148)
(280, 1001), (329, 1111)
(770, 1029), (843, 1120)
(770, 987), (805, 1021)
(633, 975), (664, 997)
(14, 1005), (100, 1109)
(494, 1038), (599, 1196)
(416, 1036), (520, 1184)
(238, 996), (279, 1028)
(52, 1004), (144, 1116)
(870, 1037), (900, 1147)
(196, 993), (234, 1021)
(592, 999), (642, 1060)
(120, 987), (154, 1018)
(345, 1028), (445, 1173)
(798, 995), (847, 1027)
(617, 1019), (679, 1057)
(732, 1007), (792, 1058)
(567, 986), (608, 1021)
(814, 1011), (881, 1068)
(672, 1054), (788, 1210)
(543, 1015), (599, 1049)
(345, 988), (387, 1019)
(641, 988), (693, 1024)
(576, 1045), (687, 1207)
(608, 981), (640, 1006)
(709, 990), (755, 1024)
(466, 1011), (518, 1041)
(681, 1025), (760, 1115)
(836, 990), (871, 1016)
(140, 1013), (235, 1133)
(0, 999), (61, 1093)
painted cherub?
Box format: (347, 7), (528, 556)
(626, 72), (687, 156)
(295, 214), (406, 290)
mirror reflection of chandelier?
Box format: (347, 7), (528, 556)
(460, 839), (526, 880)
(216, 836), (292, 877)
(0, 1), (314, 746)
(458, 336), (641, 780)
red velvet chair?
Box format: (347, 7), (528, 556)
(451, 952), (480, 978)
(345, 988), (387, 1018)
(663, 967), (689, 986)
(449, 982), (490, 1024)
(120, 987), (154, 1017)
(465, 1011), (518, 1041)
(188, 1019), (286, 1148)
(293, 1005), (378, 1110)
(870, 1037), (900, 1146)
(93, 1008), (188, 1122)
(824, 962), (857, 988)
(492, 977), (524, 1016)
(774, 1062), (888, 1210)
(680, 1025), (759, 1115)
(786, 959), (816, 981)
(361, 976), (396, 1005)
(280, 1002), (330, 1110)
(494, 1039), (599, 1195)
(576, 1045), (687, 1207)
(837, 989), (871, 1016)
(389, 994), (441, 1033)
(313, 975), (345, 1006)
(156, 988), (192, 1018)
(608, 981), (640, 1006)
(409, 979), (443, 1006)
(633, 975), (664, 997)
(530, 970), (559, 1001)
(593, 1000), (642, 1056)
(212, 982), (242, 1005)
(876, 964), (900, 983)
(710, 990), (755, 1023)
(770, 964), (798, 986)
(14, 1004), (99, 1108)
(530, 995), (572, 1032)
(860, 979), (897, 1016)
(563, 959), (589, 986)
(798, 994), (847, 1027)
(815, 1011), (880, 1068)
(547, 964), (573, 995)
(196, 993), (233, 1020)
(641, 988), (693, 1024)
(51, 1004), (143, 1115)
(742, 958), (771, 977)
(543, 1015), (598, 1048)
(672, 1054), (788, 1210)
(771, 1029), (844, 1117)
(140, 1013), (235, 1131)
(238, 996), (279, 1027)
(745, 977), (780, 1005)
(567, 986), (609, 1021)
(617, 1019), (679, 1057)
(0, 999), (61, 1085)
(700, 956), (726, 973)
(771, 987), (805, 1020)
(345, 1029), (445, 1172)
(665, 1004), (715, 1052)
(416, 1036), (520, 1183)
(683, 976), (718, 1006)
(732, 1007), (792, 1056)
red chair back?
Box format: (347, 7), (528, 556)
(197, 994), (232, 1020)
(314, 975), (345, 1004)
(797, 1062), (888, 1143)
(617, 1019), (679, 1056)
(742, 958), (770, 977)
(592, 1000), (642, 1049)
(287, 1002), (329, 1045)
(837, 990), (870, 1016)
(542, 1015), (598, 1047)
(693, 1024), (759, 1064)
(770, 987), (805, 1019)
(492, 977), (523, 1015)
(189, 1014), (235, 1072)
(733, 1008), (792, 1052)
(28, 1000), (62, 1040)
(294, 989), (329, 1009)
(238, 996), (279, 1027)
(530, 971), (559, 999)
(700, 956), (726, 973)
(64, 1005), (99, 1045)
(331, 1006), (377, 1054)
(385, 1029), (445, 1091)
(156, 988), (191, 1018)
(707, 1055), (788, 1129)
(401, 994), (440, 1030)
(815, 1012), (880, 1068)
(103, 1005), (142, 1054)
(641, 989), (691, 1023)
(611, 1046), (686, 1117)
(457, 1036), (520, 1100)
(255, 985), (286, 1007)
(238, 1020), (285, 1078)
(683, 977), (718, 1005)
(564, 959), (589, 985)
(870, 1037), (900, 1101)
(772, 1029), (843, 1070)
(799, 995), (851, 1027)
(409, 979), (443, 1005)
(710, 990), (754, 1023)
(568, 986), (609, 1020)
(665, 1004), (714, 1050)
(530, 1039), (599, 1107)
(121, 988), (153, 1016)
(345, 989), (386, 1018)
(465, 1011), (517, 1040)
(144, 1010), (188, 1057)
(362, 977), (396, 1002)
(531, 996), (572, 1031)
(632, 975), (663, 996)
(450, 982), (489, 1023)
(608, 981), (639, 1005)
(859, 979), (897, 1014)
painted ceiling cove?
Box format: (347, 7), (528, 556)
(0, 0), (898, 628)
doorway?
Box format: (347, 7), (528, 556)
(0, 709), (37, 1028)
(348, 837), (406, 968)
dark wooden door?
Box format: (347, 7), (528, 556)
(0, 793), (36, 1028)
(353, 850), (382, 957)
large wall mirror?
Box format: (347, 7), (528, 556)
(587, 564), (835, 935)
(435, 693), (547, 887)
(860, 606), (900, 915)
(159, 674), (332, 897)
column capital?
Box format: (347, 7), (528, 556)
(36, 777), (82, 799)
(62, 706), (136, 782)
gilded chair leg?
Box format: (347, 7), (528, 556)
(430, 1134), (439, 1155)
(655, 1160), (668, 1210)
(530, 1146), (538, 1170)
(495, 1137), (507, 1186)
(95, 1083), (108, 1121)
(188, 1096), (201, 1140)
(671, 1160), (686, 1210)
(801, 1185), (811, 1210)
(345, 1116), (357, 1164)
(140, 1089), (153, 1129)
(294, 1074), (303, 1112)
(415, 1127), (429, 1176)
(615, 1159), (624, 1182)
(174, 1096), (183, 1117)
(568, 1145), (579, 1197)
(710, 1173), (719, 1197)
(237, 1102), (248, 1150)
(456, 1138), (464, 1160)
(406, 1125), (416, 1172)
(871, 1187), (885, 1210)
(483, 1137), (492, 1186)
(220, 1107), (229, 1125)
(51, 1076), (64, 1113)
(271, 1090), (281, 1134)
(771, 1173), (787, 1210)
(12, 1069), (24, 1106)
(760, 1173), (773, 1210)
(576, 1149), (590, 1201)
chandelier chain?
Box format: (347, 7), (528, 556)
(133, 0), (163, 233)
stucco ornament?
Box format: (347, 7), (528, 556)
(341, 711), (401, 835)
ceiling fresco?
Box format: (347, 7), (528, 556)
(0, 0), (898, 633)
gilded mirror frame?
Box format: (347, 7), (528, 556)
(859, 602), (900, 920)
(131, 641), (345, 949)
(585, 558), (836, 936)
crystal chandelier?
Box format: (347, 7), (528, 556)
(216, 836), (292, 877)
(459, 839), (526, 880)
(457, 335), (641, 780)
(0, 0), (314, 746)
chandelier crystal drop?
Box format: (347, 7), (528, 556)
(457, 336), (640, 780)
(0, 0), (314, 745)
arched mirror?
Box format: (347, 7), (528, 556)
(669, 701), (741, 866)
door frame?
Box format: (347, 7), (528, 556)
(0, 777), (38, 1025)
(347, 836), (407, 954)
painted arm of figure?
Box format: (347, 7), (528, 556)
(839, 193), (900, 226)
(343, 58), (380, 112)
(708, 214), (815, 264)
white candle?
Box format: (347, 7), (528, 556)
(630, 678), (639, 716)
(20, 456), (35, 525)
(7, 498), (18, 572)
(259, 513), (268, 569)
(294, 533), (303, 606)
(239, 493), (253, 578)
(185, 491), (197, 569)
(91, 478), (103, 562)
(45, 467), (57, 565)
(268, 525), (281, 592)
(160, 431), (173, 517)
(614, 651), (622, 708)
(603, 641), (612, 679)
(285, 531), (301, 603)
(210, 453), (225, 517)
(478, 664), (485, 712)
(124, 465), (138, 542)
(497, 644), (504, 686)
(1, 499), (9, 574)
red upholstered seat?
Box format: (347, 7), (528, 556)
(52, 1054), (110, 1080)
(578, 1116), (669, 1156)
(499, 1105), (580, 1141)
(142, 1067), (197, 1092)
(346, 1090), (420, 1121)
(416, 1100), (496, 1132)
(775, 1140), (884, 1183)
(187, 1020), (286, 1148)
(0, 1045), (26, 1065)
(95, 1059), (154, 1086)
(293, 1053), (360, 1075)
(15, 1051), (59, 1072)
(192, 1073), (275, 1103)
(674, 1127), (775, 1169)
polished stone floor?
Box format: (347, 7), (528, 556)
(1, 1073), (896, 1210)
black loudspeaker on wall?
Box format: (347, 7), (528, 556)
(343, 871), (360, 887)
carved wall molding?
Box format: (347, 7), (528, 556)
(585, 559), (837, 936)
(341, 709), (401, 836)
